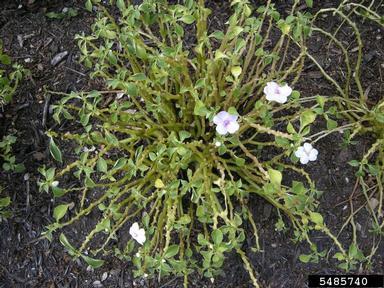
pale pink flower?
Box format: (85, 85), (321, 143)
(213, 111), (239, 135)
(263, 81), (292, 103)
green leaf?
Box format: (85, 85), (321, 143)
(0, 54), (11, 65)
(338, 262), (349, 270)
(299, 254), (311, 263)
(85, 176), (96, 188)
(228, 106), (238, 116)
(291, 90), (300, 100)
(180, 15), (195, 24)
(229, 26), (243, 39)
(215, 50), (229, 61)
(279, 22), (291, 35)
(235, 157), (245, 167)
(59, 233), (77, 255)
(178, 215), (191, 225)
(231, 66), (242, 78)
(45, 12), (64, 19)
(81, 255), (105, 268)
(85, 0), (92, 12)
(348, 160), (360, 167)
(305, 0), (313, 8)
(97, 157), (108, 173)
(326, 118), (337, 130)
(14, 163), (25, 173)
(130, 73), (146, 81)
(196, 205), (205, 218)
(49, 138), (62, 163)
(164, 244), (179, 258)
(193, 99), (208, 117)
(95, 218), (111, 232)
(126, 83), (138, 97)
(211, 230), (223, 245)
(210, 31), (225, 40)
(52, 187), (66, 197)
(300, 110), (316, 129)
(309, 212), (323, 225)
(316, 96), (326, 109)
(116, 0), (126, 11)
(179, 130), (191, 142)
(0, 197), (11, 207)
(53, 203), (70, 222)
(348, 243), (358, 258)
(287, 122), (296, 134)
(105, 131), (119, 146)
(268, 169), (282, 188)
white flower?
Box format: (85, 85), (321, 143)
(294, 143), (318, 164)
(51, 181), (59, 187)
(215, 141), (221, 147)
(213, 111), (239, 135)
(129, 222), (146, 245)
(116, 92), (125, 99)
(263, 81), (292, 104)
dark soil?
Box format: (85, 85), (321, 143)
(1, 1), (383, 288)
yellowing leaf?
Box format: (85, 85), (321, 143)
(155, 179), (165, 189)
(300, 110), (316, 129)
(309, 212), (323, 225)
(268, 169), (282, 188)
(215, 51), (228, 61)
(231, 66), (242, 78)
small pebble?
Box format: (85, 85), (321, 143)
(51, 51), (69, 66)
(93, 280), (103, 288)
(368, 198), (379, 211)
(101, 272), (108, 282)
(17, 35), (24, 47)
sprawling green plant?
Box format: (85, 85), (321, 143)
(0, 135), (25, 221)
(0, 135), (25, 173)
(306, 0), (383, 270)
(0, 40), (25, 105)
(40, 0), (365, 286)
(0, 193), (11, 222)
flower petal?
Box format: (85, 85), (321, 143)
(213, 111), (229, 125)
(294, 147), (304, 158)
(303, 143), (313, 153)
(226, 121), (239, 134)
(299, 154), (309, 164)
(216, 124), (228, 135)
(280, 84), (292, 98)
(308, 148), (318, 161)
(274, 95), (288, 104)
(227, 114), (238, 122)
(129, 222), (139, 235)
(264, 82), (278, 98)
(137, 229), (146, 245)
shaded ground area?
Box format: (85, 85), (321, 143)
(0, 1), (383, 287)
